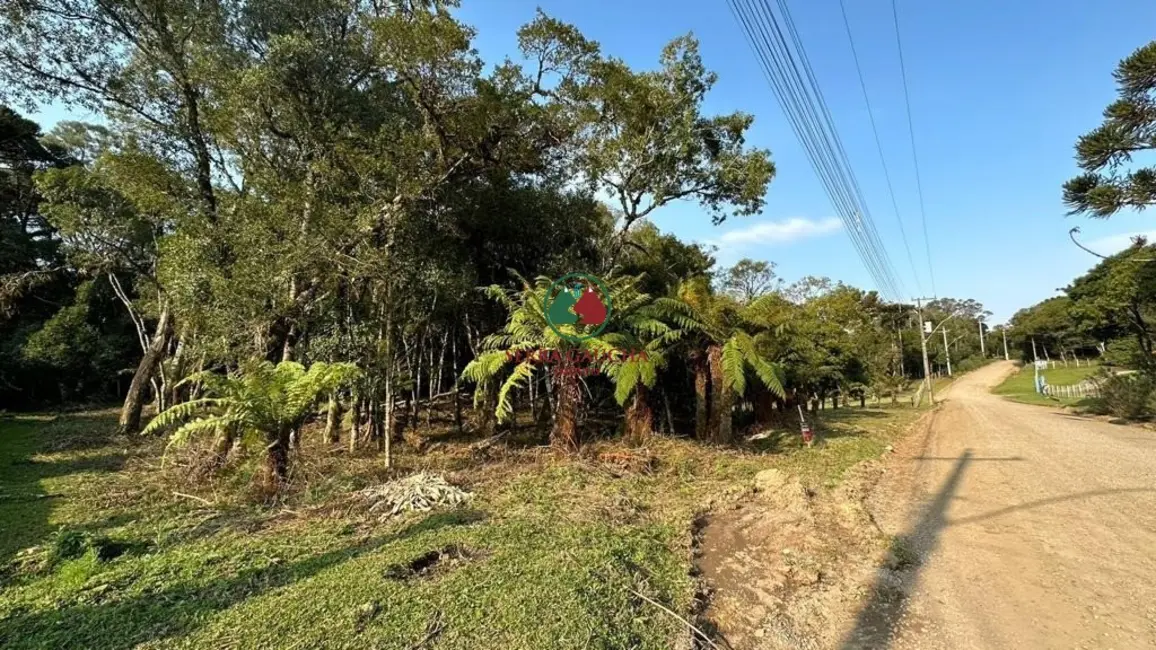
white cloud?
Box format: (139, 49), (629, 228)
(716, 217), (843, 246)
(1084, 230), (1156, 255)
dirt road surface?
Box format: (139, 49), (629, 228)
(850, 360), (1156, 649)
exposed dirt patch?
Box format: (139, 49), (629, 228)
(696, 414), (937, 650)
(383, 544), (483, 581)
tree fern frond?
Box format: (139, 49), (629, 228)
(165, 416), (235, 449)
(495, 361), (535, 422)
(721, 337), (747, 396)
(461, 351), (511, 385)
(142, 398), (221, 435)
(613, 361), (641, 405)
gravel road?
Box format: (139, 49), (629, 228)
(848, 361), (1156, 650)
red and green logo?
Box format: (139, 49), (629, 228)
(544, 272), (612, 343)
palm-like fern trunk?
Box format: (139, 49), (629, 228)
(707, 344), (732, 443)
(625, 384), (653, 445)
(263, 427), (292, 493)
(551, 370), (581, 451)
(753, 385), (775, 425)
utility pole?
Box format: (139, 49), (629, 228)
(942, 327), (953, 377)
(913, 298), (936, 405)
(1032, 336), (1042, 394)
(978, 320), (986, 357)
(1002, 328), (1009, 360)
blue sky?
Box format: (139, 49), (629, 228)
(31, 0), (1156, 322)
(454, 0), (1156, 322)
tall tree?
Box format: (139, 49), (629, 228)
(1063, 41), (1156, 218)
(718, 258), (778, 303)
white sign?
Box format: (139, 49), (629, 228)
(1034, 360), (1048, 370)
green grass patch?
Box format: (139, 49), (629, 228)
(0, 404), (925, 649)
(992, 363), (1101, 406)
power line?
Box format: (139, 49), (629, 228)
(770, 0), (903, 298)
(890, 0), (937, 296)
(727, 0), (905, 300)
(837, 0), (923, 295)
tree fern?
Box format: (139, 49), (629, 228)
(144, 360), (359, 480)
(495, 361), (535, 422)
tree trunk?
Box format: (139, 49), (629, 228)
(693, 353), (710, 440)
(324, 393), (342, 444)
(349, 398), (364, 453)
(165, 327), (189, 408)
(663, 390), (675, 435)
(119, 302), (172, 435)
(753, 386), (775, 425)
(551, 370), (581, 452)
(624, 384), (653, 446)
(385, 391), (395, 468)
(707, 344), (731, 443)
(426, 342), (436, 430)
(263, 428), (291, 494)
(367, 398), (380, 450)
(452, 334), (463, 433)
(207, 427), (234, 470)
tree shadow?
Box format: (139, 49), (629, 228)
(838, 450), (973, 650)
(0, 507), (479, 650)
(1, 415), (128, 568)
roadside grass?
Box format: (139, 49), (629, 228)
(992, 363), (1101, 407)
(0, 403), (927, 649)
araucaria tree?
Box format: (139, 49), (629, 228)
(1064, 41), (1156, 217)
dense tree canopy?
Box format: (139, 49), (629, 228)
(0, 1), (1001, 488)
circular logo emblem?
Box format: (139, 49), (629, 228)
(543, 273), (612, 343)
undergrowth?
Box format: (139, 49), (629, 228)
(0, 403), (924, 649)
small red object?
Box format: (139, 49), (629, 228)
(574, 288), (607, 325)
(801, 425), (814, 446)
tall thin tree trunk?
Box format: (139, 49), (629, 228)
(349, 398), (363, 453)
(426, 343), (435, 429)
(383, 398), (392, 469)
(366, 398), (379, 450)
(120, 302), (172, 435)
(452, 334), (462, 433)
(325, 393), (342, 444)
(693, 353), (709, 440)
(166, 326), (189, 407)
(663, 390), (675, 435)
(384, 383), (394, 468)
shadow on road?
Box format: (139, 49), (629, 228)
(911, 456), (1024, 461)
(947, 487), (1156, 527)
(838, 450), (974, 650)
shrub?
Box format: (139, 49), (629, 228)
(1101, 338), (1148, 369)
(955, 357), (990, 373)
(1090, 373), (1156, 421)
